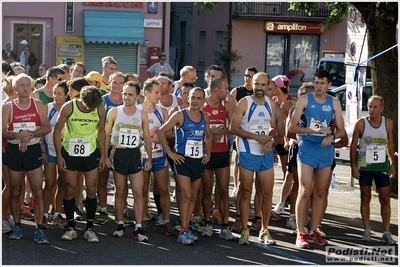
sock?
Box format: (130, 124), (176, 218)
(100, 207), (107, 213)
(118, 221), (124, 225)
(221, 224), (228, 229)
(117, 223), (124, 230)
(135, 223), (142, 230)
(154, 193), (162, 214)
(253, 216), (261, 223)
(309, 229), (315, 235)
(15, 222), (21, 227)
(86, 221), (93, 230)
(37, 225), (43, 230)
(68, 220), (75, 229)
(63, 198), (75, 221)
(85, 197), (97, 220)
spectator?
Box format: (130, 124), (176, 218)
(2, 43), (14, 61)
(147, 53), (174, 78)
(58, 64), (70, 81)
(19, 40), (31, 74)
(6, 52), (18, 65)
(70, 62), (86, 78)
(11, 62), (25, 75)
(38, 64), (49, 78)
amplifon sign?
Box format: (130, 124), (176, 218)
(264, 21), (324, 34)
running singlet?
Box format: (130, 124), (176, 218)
(158, 95), (179, 113)
(139, 104), (164, 158)
(203, 100), (229, 153)
(37, 88), (53, 105)
(298, 93), (334, 144)
(238, 96), (272, 156)
(110, 106), (143, 149)
(172, 81), (181, 97)
(7, 98), (41, 145)
(234, 86), (253, 102)
(175, 109), (206, 158)
(62, 99), (99, 156)
(44, 103), (63, 157)
(357, 117), (389, 172)
(103, 94), (123, 120)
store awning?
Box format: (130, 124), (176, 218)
(83, 10), (144, 44)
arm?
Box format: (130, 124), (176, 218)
(334, 129), (349, 148)
(32, 100), (51, 138)
(54, 102), (72, 171)
(202, 113), (212, 164)
(274, 106), (285, 146)
(104, 107), (117, 168)
(96, 105), (107, 171)
(141, 111), (152, 171)
(262, 98), (276, 155)
(322, 97), (346, 148)
(147, 64), (156, 77)
(230, 88), (238, 101)
(386, 118), (396, 178)
(177, 97), (183, 107)
(161, 107), (174, 140)
(350, 119), (363, 179)
(227, 94), (237, 111)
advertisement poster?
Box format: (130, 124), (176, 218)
(56, 36), (84, 65)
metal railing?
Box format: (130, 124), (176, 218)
(234, 2), (330, 18)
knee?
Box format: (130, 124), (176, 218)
(379, 196), (390, 207)
(298, 187), (311, 200)
(219, 186), (229, 198)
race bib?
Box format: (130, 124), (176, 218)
(142, 141), (163, 158)
(118, 128), (139, 148)
(13, 122), (36, 133)
(185, 139), (203, 158)
(366, 144), (386, 164)
(210, 124), (224, 143)
(309, 117), (328, 136)
(68, 138), (90, 157)
(249, 124), (269, 144)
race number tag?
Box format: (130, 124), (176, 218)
(310, 117), (328, 136)
(142, 142), (163, 158)
(68, 138), (90, 157)
(210, 124), (224, 143)
(118, 128), (139, 148)
(366, 145), (386, 164)
(185, 140), (203, 158)
(249, 124), (269, 143)
(13, 122), (36, 133)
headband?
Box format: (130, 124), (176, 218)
(156, 76), (173, 84)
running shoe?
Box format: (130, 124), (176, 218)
(272, 203), (285, 215)
(24, 193), (30, 206)
(201, 224), (213, 237)
(2, 220), (13, 234)
(142, 220), (150, 233)
(250, 218), (261, 232)
(190, 217), (202, 231)
(61, 227), (77, 241)
(48, 209), (55, 222)
(248, 209), (255, 221)
(259, 230), (276, 245)
(21, 206), (35, 221)
(286, 217), (296, 230)
(123, 211), (134, 227)
(52, 214), (68, 227)
(270, 211), (281, 221)
(307, 230), (328, 245)
(187, 229), (199, 241)
(174, 224), (182, 231)
(161, 222), (176, 236)
(6, 216), (15, 229)
(84, 228), (99, 243)
(211, 210), (222, 225)
(292, 226), (309, 236)
(361, 229), (371, 242)
(296, 232), (309, 248)
(34, 229), (49, 244)
(382, 232), (397, 245)
(113, 225), (126, 238)
(219, 228), (235, 241)
(238, 229), (250, 245)
(177, 231), (194, 246)
(147, 211), (155, 221)
(231, 217), (242, 234)
(155, 213), (164, 227)
(9, 225), (23, 240)
(95, 211), (109, 225)
(316, 225), (326, 238)
(132, 228), (148, 242)
(42, 216), (49, 229)
(77, 201), (85, 214)
(74, 210), (83, 221)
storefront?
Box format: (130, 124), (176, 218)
(264, 21), (324, 89)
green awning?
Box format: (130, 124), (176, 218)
(83, 10), (144, 44)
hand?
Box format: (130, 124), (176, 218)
(149, 128), (158, 138)
(314, 126), (332, 135)
(274, 153), (279, 166)
(57, 157), (67, 172)
(212, 134), (222, 145)
(255, 134), (271, 144)
(201, 154), (210, 165)
(98, 156), (106, 171)
(169, 152), (185, 165)
(42, 152), (48, 165)
(18, 130), (34, 142)
(106, 157), (112, 169)
(262, 141), (273, 155)
(321, 135), (334, 148)
(19, 141), (28, 152)
(211, 126), (226, 136)
(351, 165), (360, 180)
(284, 141), (290, 150)
(389, 163), (396, 178)
(144, 160), (152, 171)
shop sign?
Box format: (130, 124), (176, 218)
(82, 2), (144, 8)
(144, 19), (162, 28)
(264, 21), (324, 34)
(65, 2), (74, 32)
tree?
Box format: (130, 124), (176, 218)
(290, 2), (398, 194)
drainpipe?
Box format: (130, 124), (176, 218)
(162, 2), (166, 52)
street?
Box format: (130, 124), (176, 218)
(2, 160), (398, 265)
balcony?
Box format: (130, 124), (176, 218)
(233, 2), (330, 22)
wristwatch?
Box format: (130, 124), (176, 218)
(269, 136), (274, 142)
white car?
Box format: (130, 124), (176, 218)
(328, 82), (372, 162)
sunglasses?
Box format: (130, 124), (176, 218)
(244, 74), (253, 78)
(160, 58), (166, 60)
(53, 77), (63, 82)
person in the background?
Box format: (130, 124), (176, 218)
(272, 75), (296, 106)
(32, 66), (65, 105)
(100, 56), (118, 91)
(84, 71), (104, 94)
(11, 62), (25, 75)
(125, 73), (144, 105)
(6, 52), (18, 65)
(38, 64), (49, 78)
(147, 53), (174, 78)
(34, 77), (46, 90)
(58, 64), (70, 81)
(19, 40), (31, 74)
(2, 43), (14, 61)
(70, 62), (86, 79)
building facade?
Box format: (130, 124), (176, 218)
(170, 2), (347, 90)
(2, 2), (171, 80)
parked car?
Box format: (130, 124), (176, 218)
(327, 82), (372, 162)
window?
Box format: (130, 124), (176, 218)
(198, 31), (206, 65)
(214, 31), (223, 54)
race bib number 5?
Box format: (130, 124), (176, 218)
(185, 140), (203, 158)
(249, 124), (269, 143)
(366, 145), (386, 164)
(68, 138), (90, 157)
(118, 128), (139, 148)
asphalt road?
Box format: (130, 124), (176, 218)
(2, 159), (398, 265)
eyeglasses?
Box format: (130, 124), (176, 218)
(160, 58), (166, 61)
(53, 77), (63, 82)
(244, 74), (253, 78)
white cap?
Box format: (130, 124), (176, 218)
(20, 40), (28, 45)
